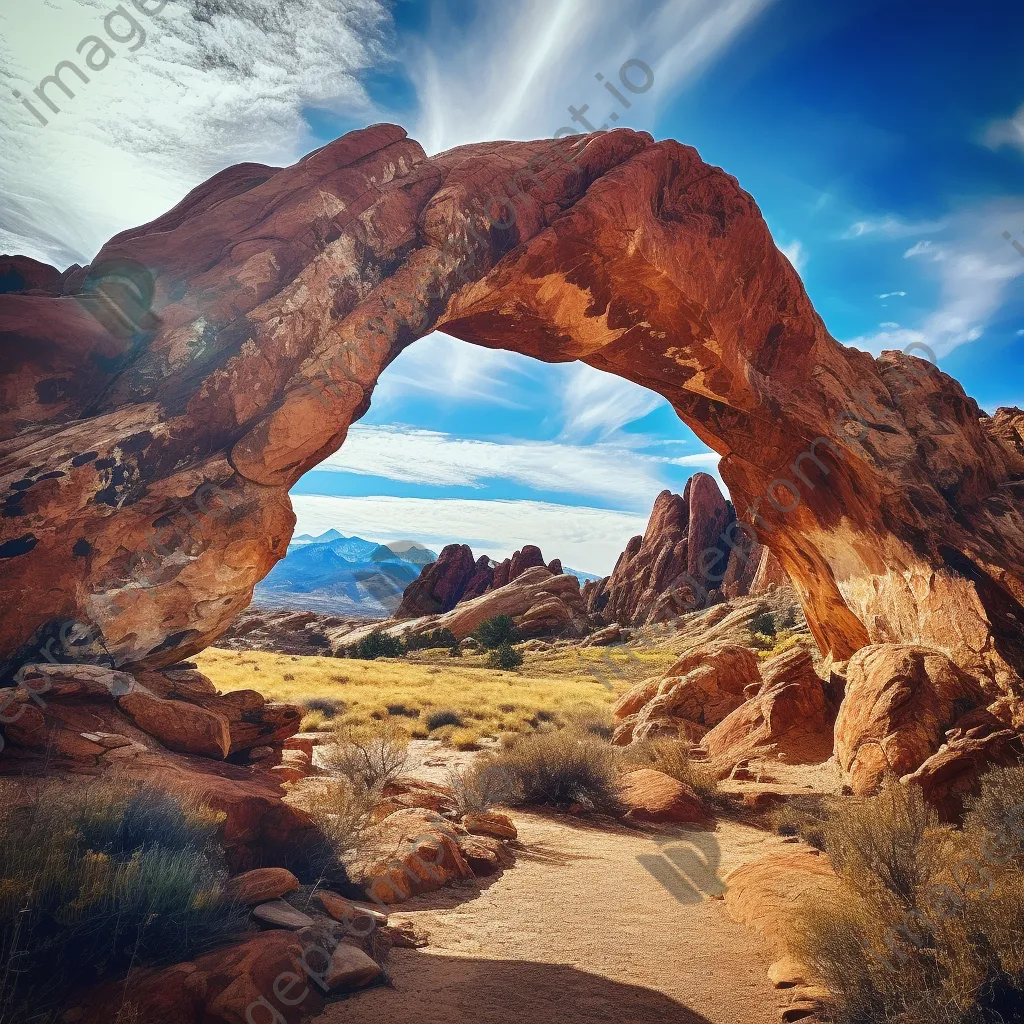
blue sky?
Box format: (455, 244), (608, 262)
(3, 0), (1023, 573)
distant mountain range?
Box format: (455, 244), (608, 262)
(256, 531), (439, 617)
(258, 529), (600, 617)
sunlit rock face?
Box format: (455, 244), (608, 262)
(1, 124), (1022, 696)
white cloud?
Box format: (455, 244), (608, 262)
(878, 291), (907, 299)
(558, 363), (664, 442)
(409, 0), (775, 154)
(779, 240), (807, 273)
(317, 422), (720, 508)
(290, 494), (650, 575)
(846, 199), (1024, 358)
(904, 240), (938, 259)
(879, 321), (900, 329)
(985, 103), (1024, 153)
(0, 0), (392, 266)
(842, 216), (946, 241)
(1017, 329), (1024, 337)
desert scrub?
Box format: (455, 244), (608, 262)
(426, 708), (464, 731)
(447, 759), (524, 814)
(794, 773), (1024, 1024)
(321, 723), (409, 788)
(0, 779), (247, 1024)
(195, 647), (623, 741)
(448, 727), (483, 751)
(486, 641), (524, 670)
(622, 739), (722, 805)
(349, 629), (406, 660)
(486, 727), (619, 811)
(289, 777), (379, 876)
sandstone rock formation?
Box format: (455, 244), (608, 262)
(835, 644), (991, 794)
(344, 564), (589, 646)
(583, 475), (762, 626)
(395, 541), (562, 618)
(2, 123), (1022, 708)
(618, 767), (709, 823)
(0, 662), (316, 871)
(613, 640), (835, 772)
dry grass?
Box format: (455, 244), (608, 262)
(621, 739), (722, 805)
(794, 772), (1024, 1024)
(196, 646), (629, 741)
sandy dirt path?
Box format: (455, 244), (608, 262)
(315, 810), (792, 1024)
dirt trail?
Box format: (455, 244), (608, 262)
(315, 811), (796, 1024)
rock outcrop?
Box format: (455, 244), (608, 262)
(835, 644), (990, 794)
(395, 541), (562, 618)
(583, 476), (762, 626)
(346, 564), (588, 645)
(0, 662), (316, 871)
(2, 123), (1022, 705)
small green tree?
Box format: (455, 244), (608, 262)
(487, 642), (523, 670)
(355, 629), (405, 660)
(474, 614), (519, 649)
(749, 610), (777, 638)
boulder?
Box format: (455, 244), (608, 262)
(226, 867), (300, 905)
(463, 810), (517, 841)
(836, 644), (988, 794)
(457, 833), (515, 874)
(251, 900), (316, 930)
(322, 944), (382, 991)
(314, 890), (388, 930)
(704, 647), (834, 768)
(723, 848), (840, 962)
(78, 930), (325, 1024)
(611, 644), (763, 746)
(903, 709), (1024, 819)
(361, 808), (474, 904)
(618, 768), (708, 823)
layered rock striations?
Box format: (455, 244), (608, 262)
(1, 124), (1021, 703)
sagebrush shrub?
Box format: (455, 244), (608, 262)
(487, 728), (619, 810)
(321, 723), (409, 787)
(0, 779), (246, 1024)
(795, 771), (1024, 1024)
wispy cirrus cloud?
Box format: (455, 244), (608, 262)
(841, 215), (947, 240)
(984, 102), (1024, 153)
(316, 422), (720, 507)
(846, 199), (1024, 358)
(0, 0), (393, 266)
(408, 0), (775, 154)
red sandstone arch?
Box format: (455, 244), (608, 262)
(1, 124), (1022, 693)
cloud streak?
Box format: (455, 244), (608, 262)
(317, 422), (720, 508)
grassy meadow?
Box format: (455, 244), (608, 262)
(195, 643), (679, 744)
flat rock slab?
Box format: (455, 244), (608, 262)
(252, 900), (315, 930)
(324, 944), (383, 991)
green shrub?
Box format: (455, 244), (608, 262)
(0, 779), (247, 1024)
(487, 642), (523, 670)
(426, 708), (464, 731)
(473, 615), (519, 650)
(354, 630), (406, 660)
(406, 628), (459, 652)
(749, 610), (777, 638)
(487, 728), (619, 811)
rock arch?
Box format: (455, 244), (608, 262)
(1, 124), (1023, 693)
